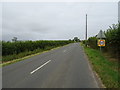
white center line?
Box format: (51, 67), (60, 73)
(30, 60), (51, 74)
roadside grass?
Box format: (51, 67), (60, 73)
(81, 43), (120, 88)
(1, 46), (62, 67)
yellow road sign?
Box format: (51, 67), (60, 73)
(98, 40), (105, 46)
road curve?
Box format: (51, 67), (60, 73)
(2, 43), (99, 88)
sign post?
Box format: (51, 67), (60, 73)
(97, 30), (106, 52)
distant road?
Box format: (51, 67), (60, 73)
(3, 43), (99, 88)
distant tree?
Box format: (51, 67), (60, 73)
(73, 37), (80, 42)
(69, 39), (72, 41)
(12, 37), (17, 42)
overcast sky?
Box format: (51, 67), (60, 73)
(2, 2), (118, 41)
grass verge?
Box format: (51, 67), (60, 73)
(1, 46), (63, 67)
(81, 43), (120, 88)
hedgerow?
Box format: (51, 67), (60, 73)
(2, 40), (73, 61)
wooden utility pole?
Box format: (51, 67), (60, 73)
(86, 14), (87, 41)
(85, 14), (87, 47)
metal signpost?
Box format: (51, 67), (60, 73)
(97, 30), (106, 52)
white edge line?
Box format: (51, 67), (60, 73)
(30, 60), (51, 74)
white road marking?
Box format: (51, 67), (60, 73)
(30, 60), (51, 74)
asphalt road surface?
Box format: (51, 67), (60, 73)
(2, 43), (99, 88)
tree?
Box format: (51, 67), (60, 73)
(73, 37), (80, 42)
(12, 37), (17, 42)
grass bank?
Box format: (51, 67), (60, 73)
(82, 43), (120, 88)
(1, 46), (62, 67)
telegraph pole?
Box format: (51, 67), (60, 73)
(85, 14), (87, 46)
(86, 14), (87, 40)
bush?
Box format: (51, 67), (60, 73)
(88, 37), (98, 49)
(2, 40), (73, 56)
(105, 23), (120, 59)
(85, 23), (120, 60)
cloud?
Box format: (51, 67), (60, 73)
(2, 2), (118, 41)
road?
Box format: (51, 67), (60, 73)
(2, 43), (99, 88)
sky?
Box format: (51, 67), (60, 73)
(118, 1), (120, 22)
(1, 1), (118, 41)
